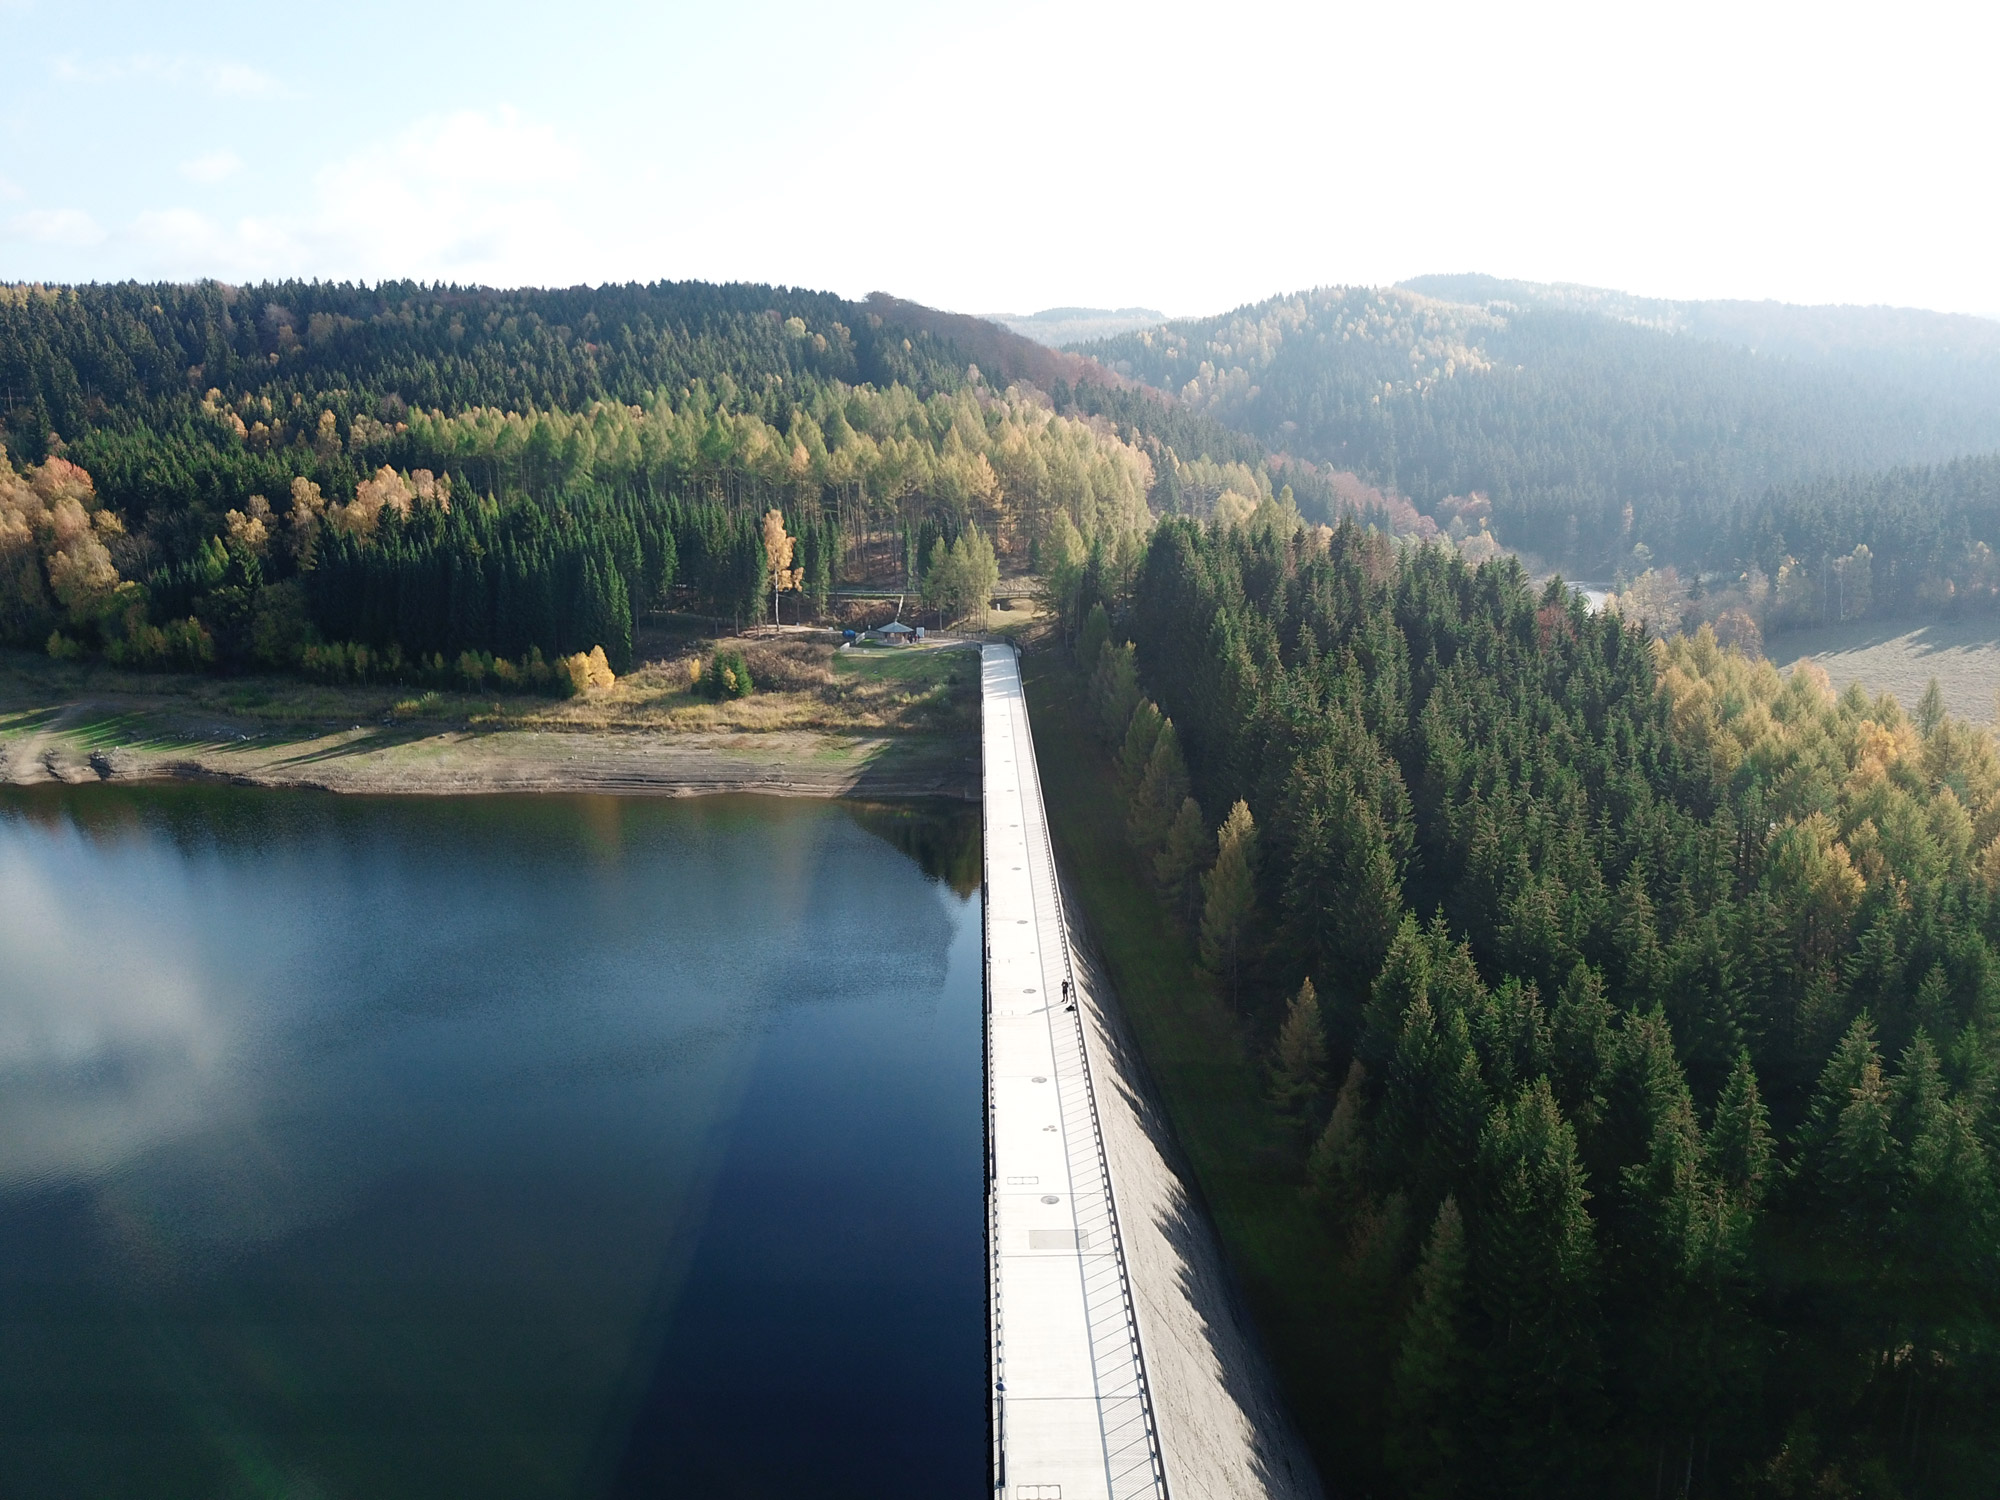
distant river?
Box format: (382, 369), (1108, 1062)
(0, 787), (985, 1499)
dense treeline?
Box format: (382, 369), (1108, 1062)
(1736, 456), (2000, 623)
(1079, 287), (2000, 577)
(0, 280), (1167, 674)
(0, 279), (960, 442)
(1081, 512), (2000, 1496)
(1601, 455), (2000, 646)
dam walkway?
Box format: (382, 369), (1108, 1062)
(982, 644), (1169, 1500)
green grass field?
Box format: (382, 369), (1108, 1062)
(1022, 649), (1379, 1489)
(1766, 618), (2000, 727)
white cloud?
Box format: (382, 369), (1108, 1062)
(180, 149), (243, 184)
(131, 207), (230, 261)
(24, 107), (609, 287)
(250, 106), (599, 284)
(205, 61), (283, 99)
(7, 207), (105, 247)
(50, 53), (286, 100)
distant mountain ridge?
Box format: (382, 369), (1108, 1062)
(984, 306), (1168, 349)
(862, 292), (1131, 389)
(1074, 281), (2000, 570)
(1400, 273), (2000, 360)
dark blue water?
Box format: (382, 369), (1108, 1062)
(0, 786), (985, 1498)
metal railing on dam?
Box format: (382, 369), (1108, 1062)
(982, 643), (1169, 1500)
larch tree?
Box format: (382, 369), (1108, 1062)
(1076, 601), (1111, 677)
(1128, 719), (1190, 857)
(1201, 800), (1259, 1008)
(1269, 977), (1330, 1135)
(1154, 795), (1210, 919)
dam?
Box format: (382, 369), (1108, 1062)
(982, 642), (1168, 1499)
(981, 641), (1325, 1500)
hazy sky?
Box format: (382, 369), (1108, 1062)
(2, 0), (1994, 319)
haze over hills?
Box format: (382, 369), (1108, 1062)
(1074, 282), (2000, 576)
(8, 269), (2000, 669)
(1401, 273), (2000, 408)
(985, 307), (1169, 349)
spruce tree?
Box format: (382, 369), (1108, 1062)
(1793, 1014), (1899, 1257)
(1707, 1049), (1774, 1208)
(1471, 1079), (1603, 1494)
(1387, 1195), (1469, 1500)
(1091, 641), (1141, 746)
(1917, 677), (1947, 737)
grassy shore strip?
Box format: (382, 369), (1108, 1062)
(0, 640), (982, 799)
(1021, 648), (1370, 1484)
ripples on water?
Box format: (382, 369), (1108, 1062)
(0, 786), (985, 1499)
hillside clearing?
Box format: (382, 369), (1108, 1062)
(1766, 618), (2000, 725)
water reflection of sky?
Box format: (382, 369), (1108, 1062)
(0, 787), (985, 1497)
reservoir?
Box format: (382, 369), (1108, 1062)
(0, 786), (986, 1499)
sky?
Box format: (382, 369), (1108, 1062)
(2, 0), (1995, 320)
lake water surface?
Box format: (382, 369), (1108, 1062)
(0, 786), (985, 1498)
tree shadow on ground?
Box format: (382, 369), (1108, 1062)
(1059, 867), (1328, 1500)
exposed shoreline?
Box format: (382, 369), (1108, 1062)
(0, 704), (978, 802)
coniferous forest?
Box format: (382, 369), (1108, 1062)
(1072, 511), (2000, 1496)
(1078, 283), (2000, 620)
(0, 280), (1167, 678)
(10, 271), (2000, 1495)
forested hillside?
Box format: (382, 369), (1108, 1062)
(0, 280), (1170, 680)
(1075, 511), (2000, 1496)
(1077, 287), (2000, 580)
(1402, 275), (2000, 410)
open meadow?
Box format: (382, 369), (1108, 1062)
(1765, 617), (2000, 725)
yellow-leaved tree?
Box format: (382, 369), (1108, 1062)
(761, 509), (804, 624)
(0, 453), (129, 646)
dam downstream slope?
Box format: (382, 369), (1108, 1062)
(982, 645), (1322, 1499)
